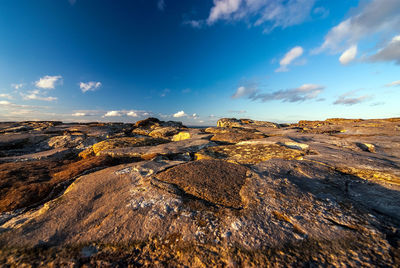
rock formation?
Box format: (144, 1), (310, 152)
(0, 118), (399, 266)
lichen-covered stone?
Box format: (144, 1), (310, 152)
(92, 137), (169, 155)
(149, 127), (179, 139)
(172, 131), (191, 141)
(195, 143), (305, 164)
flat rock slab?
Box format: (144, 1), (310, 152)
(156, 159), (248, 208)
(196, 143), (305, 164)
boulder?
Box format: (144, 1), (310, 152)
(135, 117), (161, 128)
(149, 127), (179, 139)
(216, 118), (243, 128)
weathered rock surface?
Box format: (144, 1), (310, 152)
(156, 160), (248, 208)
(196, 143), (306, 164)
(0, 117), (399, 266)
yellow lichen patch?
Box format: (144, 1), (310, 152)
(337, 167), (400, 186)
(79, 147), (94, 159)
(172, 131), (191, 141)
(195, 144), (305, 164)
(92, 137), (168, 155)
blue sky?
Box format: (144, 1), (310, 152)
(0, 0), (399, 125)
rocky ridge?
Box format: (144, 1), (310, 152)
(0, 117), (399, 266)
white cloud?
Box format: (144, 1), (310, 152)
(127, 111), (138, 117)
(339, 45), (358, 65)
(208, 0), (242, 24)
(368, 34), (400, 64)
(276, 46), (304, 72)
(173, 110), (187, 118)
(0, 93), (13, 99)
(72, 112), (87, 117)
(315, 0), (400, 53)
(35, 75), (62, 89)
(0, 100), (11, 106)
(104, 110), (123, 117)
(80, 81), (102, 93)
(199, 0), (316, 32)
(22, 90), (57, 102)
(102, 110), (148, 118)
(385, 80), (400, 87)
(11, 83), (24, 90)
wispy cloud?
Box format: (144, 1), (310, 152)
(35, 75), (62, 89)
(339, 45), (357, 65)
(231, 85), (258, 99)
(276, 46), (304, 72)
(21, 90), (57, 102)
(11, 83), (24, 90)
(333, 91), (370, 106)
(385, 80), (400, 87)
(190, 0), (316, 32)
(80, 81), (102, 93)
(0, 93), (13, 100)
(173, 110), (187, 118)
(228, 110), (246, 114)
(157, 0), (165, 11)
(232, 83), (324, 103)
(160, 88), (170, 97)
(315, 0), (400, 63)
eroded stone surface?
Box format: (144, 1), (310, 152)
(155, 159), (248, 208)
(196, 143), (305, 164)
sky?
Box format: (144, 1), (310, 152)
(0, 0), (399, 125)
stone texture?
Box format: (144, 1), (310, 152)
(195, 143), (305, 164)
(155, 159), (248, 208)
(91, 137), (169, 155)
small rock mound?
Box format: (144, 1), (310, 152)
(133, 118), (184, 137)
(217, 118), (243, 128)
(155, 159), (248, 208)
(217, 118), (279, 128)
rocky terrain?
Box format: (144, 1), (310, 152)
(0, 117), (399, 266)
